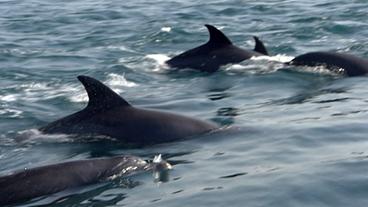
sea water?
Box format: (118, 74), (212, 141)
(1, 0), (368, 206)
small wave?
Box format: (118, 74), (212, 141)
(106, 73), (138, 88)
(0, 108), (23, 118)
(92, 45), (138, 54)
(1, 48), (44, 57)
(0, 94), (18, 102)
(0, 74), (138, 104)
(68, 85), (88, 103)
(0, 82), (74, 103)
(118, 45), (137, 53)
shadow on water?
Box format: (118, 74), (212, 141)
(271, 87), (349, 105)
(268, 69), (347, 105)
(20, 177), (141, 207)
(211, 107), (240, 125)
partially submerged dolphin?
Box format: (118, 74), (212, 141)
(290, 51), (368, 77)
(165, 24), (269, 72)
(0, 155), (171, 205)
(39, 76), (218, 144)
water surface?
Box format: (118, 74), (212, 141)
(1, 0), (368, 206)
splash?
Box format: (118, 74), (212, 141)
(161, 27), (171, 32)
(251, 54), (295, 63)
(153, 154), (163, 163)
(146, 54), (170, 65)
(106, 73), (137, 88)
(0, 81), (80, 103)
(145, 54), (171, 72)
(222, 54), (294, 74)
(150, 154), (172, 183)
(0, 94), (18, 102)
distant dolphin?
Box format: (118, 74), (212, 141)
(0, 155), (171, 206)
(290, 51), (368, 76)
(39, 76), (218, 144)
(165, 24), (269, 72)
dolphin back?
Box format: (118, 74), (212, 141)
(166, 24), (269, 72)
(0, 155), (147, 205)
(291, 52), (368, 76)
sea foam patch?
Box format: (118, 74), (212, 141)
(106, 73), (137, 88)
(161, 27), (172, 32)
(14, 129), (73, 143)
(145, 54), (171, 72)
(251, 54), (294, 63)
(224, 54), (294, 74)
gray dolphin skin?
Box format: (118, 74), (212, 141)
(0, 155), (171, 206)
(39, 76), (218, 144)
(165, 24), (269, 72)
(290, 51), (368, 77)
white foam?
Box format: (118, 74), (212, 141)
(161, 27), (171, 32)
(0, 108), (23, 118)
(0, 74), (138, 104)
(153, 154), (163, 163)
(0, 94), (18, 102)
(145, 54), (171, 72)
(68, 85), (88, 103)
(106, 73), (137, 88)
(15, 129), (73, 143)
(251, 54), (294, 63)
(22, 82), (51, 92)
(146, 54), (170, 65)
(227, 64), (245, 70)
(223, 54), (293, 74)
(0, 82), (71, 103)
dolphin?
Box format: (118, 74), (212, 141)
(39, 76), (218, 144)
(0, 155), (171, 206)
(165, 24), (269, 72)
(290, 51), (368, 77)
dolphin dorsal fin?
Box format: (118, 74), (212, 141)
(253, 36), (269, 55)
(77, 75), (131, 111)
(205, 24), (232, 46)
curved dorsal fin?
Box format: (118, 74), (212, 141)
(205, 24), (232, 46)
(77, 75), (130, 111)
(253, 36), (269, 55)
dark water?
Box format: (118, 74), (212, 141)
(1, 0), (368, 206)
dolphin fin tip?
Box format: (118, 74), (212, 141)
(253, 36), (269, 56)
(204, 24), (232, 46)
(77, 75), (131, 110)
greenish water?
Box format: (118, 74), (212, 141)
(1, 0), (368, 206)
